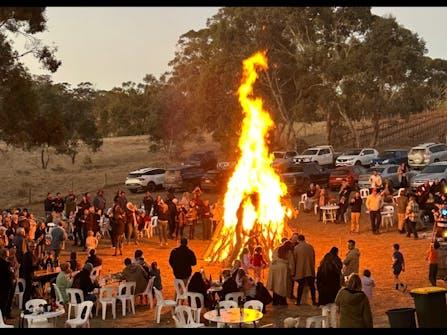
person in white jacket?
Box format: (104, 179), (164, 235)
(361, 269), (375, 301)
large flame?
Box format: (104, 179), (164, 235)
(204, 51), (292, 264)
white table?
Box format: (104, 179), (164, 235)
(21, 308), (65, 328)
(320, 205), (339, 224)
(204, 308), (263, 327)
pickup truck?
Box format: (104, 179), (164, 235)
(272, 150), (298, 170)
(293, 145), (341, 167)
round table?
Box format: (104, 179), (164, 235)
(320, 205), (339, 224)
(204, 308), (263, 327)
(21, 308), (65, 328)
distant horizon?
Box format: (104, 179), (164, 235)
(17, 7), (447, 90)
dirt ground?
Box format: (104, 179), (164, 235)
(6, 195), (444, 328)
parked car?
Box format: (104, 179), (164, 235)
(279, 162), (330, 194)
(201, 168), (232, 193)
(408, 143), (447, 169)
(335, 148), (379, 167)
(124, 167), (165, 193)
(163, 165), (205, 192)
(410, 162), (447, 190)
(272, 150), (298, 169)
(329, 165), (368, 191)
(371, 149), (408, 166)
(358, 164), (419, 189)
(184, 151), (218, 171)
(293, 145), (341, 167)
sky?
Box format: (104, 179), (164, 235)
(18, 7), (447, 90)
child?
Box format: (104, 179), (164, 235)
(149, 261), (162, 291)
(251, 246), (267, 282)
(361, 269), (375, 301)
(392, 243), (407, 292)
(85, 230), (98, 253)
(241, 248), (251, 273)
(426, 240), (440, 286)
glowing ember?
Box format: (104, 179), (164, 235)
(204, 51), (293, 265)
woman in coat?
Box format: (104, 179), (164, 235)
(316, 247), (343, 306)
(335, 273), (373, 328)
(267, 241), (294, 305)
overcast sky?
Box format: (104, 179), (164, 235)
(19, 7), (447, 90)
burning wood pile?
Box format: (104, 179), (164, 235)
(204, 51), (295, 266)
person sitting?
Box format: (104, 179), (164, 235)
(72, 262), (99, 303)
(55, 262), (73, 304)
(133, 249), (150, 275)
(304, 183), (317, 212)
(86, 249), (102, 268)
(236, 269), (256, 299)
(187, 271), (212, 308)
(149, 261), (162, 291)
(381, 179), (394, 203)
(219, 269), (239, 300)
(121, 258), (148, 295)
(230, 259), (242, 280)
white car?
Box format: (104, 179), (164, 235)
(125, 167), (165, 193)
(294, 145), (337, 166)
(336, 148), (379, 167)
(408, 143), (447, 169)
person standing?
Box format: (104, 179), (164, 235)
(350, 192), (362, 233)
(336, 182), (351, 224)
(143, 191), (154, 216)
(53, 193), (65, 214)
(316, 247), (343, 306)
(365, 188), (383, 234)
(392, 243), (407, 291)
(426, 240), (440, 286)
(335, 273), (373, 328)
(342, 240), (360, 280)
(0, 248), (15, 318)
(396, 191), (409, 234)
(112, 196), (126, 256)
(201, 200), (212, 240)
(44, 193), (54, 220)
(158, 200), (169, 247)
(397, 162), (408, 188)
(291, 235), (317, 305)
(168, 237), (197, 285)
(65, 192), (77, 218)
(368, 170), (383, 191)
(93, 190), (106, 214)
(361, 269), (375, 302)
(267, 241), (294, 305)
(50, 221), (67, 259)
(405, 195), (419, 239)
(167, 197), (178, 239)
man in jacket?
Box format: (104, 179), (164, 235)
(365, 188), (383, 234)
(143, 191), (154, 216)
(343, 240), (360, 278)
(50, 221), (67, 259)
(122, 258), (148, 295)
(291, 234), (316, 305)
(72, 262), (99, 303)
(93, 190), (106, 214)
(169, 237), (197, 284)
(0, 248), (14, 319)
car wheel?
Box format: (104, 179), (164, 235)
(146, 182), (156, 192)
(355, 160), (361, 165)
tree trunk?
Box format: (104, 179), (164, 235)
(337, 104), (360, 147)
(326, 112), (333, 144)
(370, 114), (381, 147)
(41, 146), (50, 169)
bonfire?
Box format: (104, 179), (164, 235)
(204, 51), (295, 266)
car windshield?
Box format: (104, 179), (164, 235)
(409, 148), (426, 155)
(421, 165), (447, 174)
(332, 169), (349, 176)
(367, 167), (385, 174)
(344, 149), (361, 155)
(273, 152), (285, 159)
(380, 151), (397, 158)
(302, 149), (318, 155)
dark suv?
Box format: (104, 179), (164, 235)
(164, 165), (205, 192)
(184, 151), (218, 171)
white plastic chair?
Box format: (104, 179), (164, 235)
(142, 220), (152, 238)
(306, 315), (329, 328)
(117, 281), (136, 316)
(96, 287), (116, 320)
(150, 216), (158, 237)
(244, 300), (264, 327)
(24, 299), (52, 328)
(224, 292), (245, 304)
(52, 283), (65, 305)
(186, 292), (204, 323)
(154, 287), (176, 324)
(66, 288), (84, 320)
(90, 266), (102, 282)
(381, 205), (395, 230)
(65, 301), (94, 328)
(321, 303), (338, 328)
(299, 193), (307, 211)
(397, 188), (405, 196)
(174, 305), (205, 328)
(218, 300), (238, 310)
(314, 203), (319, 215)
(0, 309), (13, 328)
(174, 279), (188, 305)
(15, 278), (26, 310)
(136, 277), (154, 308)
(360, 188), (370, 200)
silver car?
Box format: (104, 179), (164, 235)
(410, 162), (447, 190)
(358, 164), (419, 189)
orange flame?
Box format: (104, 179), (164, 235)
(204, 51), (291, 264)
